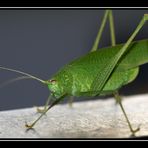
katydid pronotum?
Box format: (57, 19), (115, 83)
(0, 10), (148, 136)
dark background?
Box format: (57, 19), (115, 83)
(0, 9), (147, 111)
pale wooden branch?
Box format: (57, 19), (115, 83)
(0, 94), (148, 138)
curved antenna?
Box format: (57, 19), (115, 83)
(0, 66), (46, 84)
(0, 76), (32, 89)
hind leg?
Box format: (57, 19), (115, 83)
(113, 91), (140, 136)
(91, 10), (116, 52)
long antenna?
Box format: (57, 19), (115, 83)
(0, 76), (32, 89)
(0, 66), (46, 84)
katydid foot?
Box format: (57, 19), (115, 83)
(113, 91), (141, 136)
(130, 124), (141, 137)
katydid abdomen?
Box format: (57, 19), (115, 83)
(48, 39), (148, 98)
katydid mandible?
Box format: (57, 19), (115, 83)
(0, 10), (148, 136)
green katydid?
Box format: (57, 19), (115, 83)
(0, 10), (148, 136)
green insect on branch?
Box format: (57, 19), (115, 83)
(0, 10), (148, 137)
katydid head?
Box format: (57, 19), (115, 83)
(45, 69), (73, 98)
(45, 79), (64, 98)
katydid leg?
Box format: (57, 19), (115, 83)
(91, 10), (116, 52)
(109, 10), (116, 46)
(113, 91), (140, 136)
(36, 95), (52, 113)
(68, 96), (74, 108)
(26, 95), (66, 129)
(91, 10), (110, 52)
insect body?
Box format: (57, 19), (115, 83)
(0, 10), (148, 137)
(49, 39), (148, 99)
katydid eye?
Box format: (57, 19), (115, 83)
(49, 79), (57, 83)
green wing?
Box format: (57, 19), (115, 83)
(90, 39), (148, 95)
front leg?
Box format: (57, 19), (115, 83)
(36, 95), (52, 113)
(26, 95), (66, 129)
